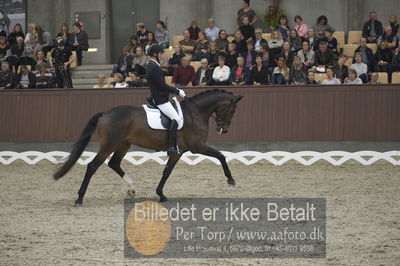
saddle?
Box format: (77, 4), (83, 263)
(143, 97), (184, 130)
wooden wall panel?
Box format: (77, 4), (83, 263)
(0, 85), (399, 142)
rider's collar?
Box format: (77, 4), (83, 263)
(150, 58), (160, 67)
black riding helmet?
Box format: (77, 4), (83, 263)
(148, 44), (164, 57)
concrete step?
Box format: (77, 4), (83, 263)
(72, 78), (98, 84)
(74, 64), (114, 71)
(73, 83), (96, 89)
(72, 70), (111, 79)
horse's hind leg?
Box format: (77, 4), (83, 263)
(107, 141), (135, 197)
(75, 150), (112, 205)
(156, 154), (182, 202)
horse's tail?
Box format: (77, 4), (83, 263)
(53, 112), (103, 180)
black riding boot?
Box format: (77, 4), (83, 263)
(167, 120), (180, 156)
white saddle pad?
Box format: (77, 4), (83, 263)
(143, 97), (184, 130)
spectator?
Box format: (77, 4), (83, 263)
(297, 41), (315, 68)
(251, 54), (269, 85)
(195, 58), (213, 86)
(242, 40), (257, 69)
(136, 22), (149, 47)
(389, 15), (399, 36)
(194, 31), (209, 61)
(288, 55), (307, 85)
(354, 37), (374, 71)
(158, 50), (169, 74)
(388, 47), (400, 83)
(15, 64), (36, 89)
(126, 72), (149, 87)
(271, 57), (289, 85)
(351, 53), (368, 83)
(6, 23), (24, 47)
(128, 46), (148, 76)
(24, 23), (37, 44)
(239, 16), (256, 42)
(253, 28), (267, 52)
(377, 25), (398, 50)
(268, 30), (284, 61)
(362, 11), (383, 43)
(313, 15), (335, 39)
(314, 41), (335, 71)
(237, 0), (257, 26)
(69, 22), (89, 66)
(276, 15), (290, 40)
(144, 32), (157, 54)
(172, 56), (195, 86)
(230, 56), (251, 85)
(325, 29), (338, 56)
(259, 43), (274, 73)
(35, 62), (54, 88)
(215, 29), (229, 54)
(307, 28), (318, 51)
(0, 61), (14, 89)
(179, 30), (196, 59)
(306, 69), (319, 84)
(111, 73), (128, 88)
(168, 44), (184, 75)
(204, 18), (220, 41)
(0, 35), (9, 60)
(155, 21), (169, 49)
(125, 36), (139, 55)
(343, 69), (363, 84)
(206, 41), (220, 68)
(294, 15), (309, 39)
(279, 41), (294, 67)
(36, 26), (53, 55)
(93, 73), (112, 88)
(232, 30), (246, 55)
(56, 23), (70, 47)
(33, 50), (49, 73)
(23, 34), (40, 68)
(288, 29), (301, 53)
(322, 67), (341, 84)
(187, 20), (201, 41)
(333, 54), (349, 83)
(113, 46), (131, 77)
(6, 36), (25, 72)
(374, 41), (393, 73)
(369, 72), (381, 84)
(225, 43), (239, 68)
(51, 39), (73, 88)
(212, 55), (230, 85)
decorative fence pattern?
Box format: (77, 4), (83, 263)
(1, 151), (399, 166)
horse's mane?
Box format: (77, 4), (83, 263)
(186, 89), (234, 101)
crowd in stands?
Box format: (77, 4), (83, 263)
(0, 22), (88, 89)
(107, 1), (400, 88)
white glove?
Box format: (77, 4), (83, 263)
(178, 89), (186, 98)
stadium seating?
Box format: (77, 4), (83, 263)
(165, 76), (173, 85)
(333, 31), (345, 49)
(343, 44), (358, 57)
(262, 33), (272, 40)
(107, 77), (114, 84)
(163, 48), (173, 59)
(348, 31), (362, 44)
(366, 43), (377, 54)
(227, 36), (235, 43)
(377, 72), (388, 84)
(391, 72), (400, 84)
(315, 73), (327, 83)
(172, 35), (184, 46)
(190, 61), (201, 72)
(345, 57), (353, 67)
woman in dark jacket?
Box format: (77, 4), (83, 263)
(6, 23), (24, 47)
(15, 65), (36, 89)
(374, 41), (393, 72)
(251, 54), (269, 85)
(230, 56), (251, 85)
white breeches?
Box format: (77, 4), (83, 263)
(157, 101), (183, 125)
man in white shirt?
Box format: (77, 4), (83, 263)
(212, 56), (230, 85)
(204, 18), (220, 41)
(351, 53), (368, 83)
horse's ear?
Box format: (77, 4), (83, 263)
(234, 95), (243, 103)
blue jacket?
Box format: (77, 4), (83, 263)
(229, 66), (251, 85)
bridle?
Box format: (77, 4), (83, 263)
(190, 98), (235, 127)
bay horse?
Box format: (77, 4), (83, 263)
(54, 89), (243, 204)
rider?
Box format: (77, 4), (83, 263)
(146, 44), (186, 155)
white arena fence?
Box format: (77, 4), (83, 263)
(0, 151), (399, 166)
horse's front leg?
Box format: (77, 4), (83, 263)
(156, 154), (182, 202)
(192, 145), (235, 185)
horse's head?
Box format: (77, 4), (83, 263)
(214, 95), (243, 134)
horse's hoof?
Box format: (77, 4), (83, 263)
(159, 197), (168, 202)
(74, 198), (83, 205)
(227, 179), (236, 186)
(127, 189), (136, 198)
